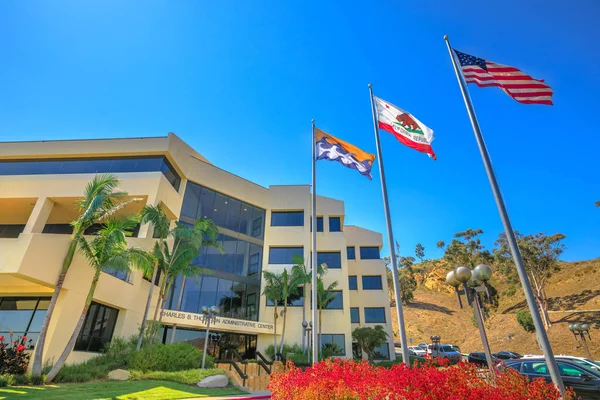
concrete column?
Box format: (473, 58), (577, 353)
(23, 197), (54, 234)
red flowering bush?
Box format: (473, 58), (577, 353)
(0, 333), (30, 375)
(269, 359), (575, 400)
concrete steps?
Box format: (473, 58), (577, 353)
(216, 361), (285, 393)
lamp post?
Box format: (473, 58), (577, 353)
(446, 264), (495, 374)
(201, 305), (219, 369)
(569, 323), (593, 359)
(302, 321), (313, 363)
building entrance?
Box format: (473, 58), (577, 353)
(162, 326), (257, 360)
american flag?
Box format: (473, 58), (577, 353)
(454, 49), (553, 106)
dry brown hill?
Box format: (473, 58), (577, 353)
(391, 258), (600, 359)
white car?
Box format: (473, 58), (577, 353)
(408, 346), (426, 357)
(522, 354), (600, 372)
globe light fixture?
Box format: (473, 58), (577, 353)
(454, 266), (472, 283)
(568, 321), (593, 359)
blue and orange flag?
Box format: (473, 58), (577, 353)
(315, 128), (375, 180)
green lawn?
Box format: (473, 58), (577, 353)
(0, 380), (245, 400)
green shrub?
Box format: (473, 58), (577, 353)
(503, 285), (517, 297)
(516, 310), (535, 332)
(130, 343), (212, 372)
(30, 374), (45, 385)
(130, 368), (224, 385)
(0, 373), (15, 387)
(288, 352), (310, 365)
(265, 343), (303, 361)
(12, 373), (31, 385)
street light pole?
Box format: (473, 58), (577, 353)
(201, 305), (219, 369)
(447, 264), (495, 374)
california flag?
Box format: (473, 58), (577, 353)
(374, 96), (436, 160)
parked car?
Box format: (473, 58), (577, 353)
(523, 355), (600, 372)
(418, 343), (428, 350)
(427, 344), (461, 364)
(449, 345), (461, 354)
(504, 357), (600, 400)
(468, 352), (499, 367)
(408, 346), (426, 357)
(493, 351), (522, 360)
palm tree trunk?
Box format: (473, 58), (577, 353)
(137, 262), (158, 351)
(169, 277), (186, 343)
(32, 238), (78, 378)
(158, 277), (174, 324)
(302, 283), (306, 352)
(273, 306), (278, 360)
(152, 274), (168, 322)
(318, 309), (322, 362)
(45, 268), (101, 383)
(279, 303), (288, 355)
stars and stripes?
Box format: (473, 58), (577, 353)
(454, 49), (553, 106)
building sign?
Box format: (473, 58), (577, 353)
(160, 309), (275, 335)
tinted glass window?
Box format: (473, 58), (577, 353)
(0, 225), (25, 238)
(267, 286), (304, 307)
(269, 247), (303, 264)
(318, 252), (342, 269)
(74, 302), (119, 352)
(212, 194), (228, 227)
(198, 276), (218, 312)
(329, 217), (342, 232)
(374, 343), (390, 360)
(350, 307), (360, 323)
(0, 297), (50, 350)
(271, 211), (304, 227)
(364, 307), (386, 323)
(248, 244), (262, 276)
(42, 224), (73, 234)
(198, 187), (216, 221)
(323, 291), (343, 310)
(348, 276), (358, 290)
(521, 361), (549, 375)
(311, 217), (323, 232)
(181, 183), (201, 219)
(102, 267), (130, 282)
(558, 363), (585, 377)
(362, 276), (383, 290)
(320, 334), (345, 356)
(360, 247), (380, 260)
(0, 156), (180, 190)
(347, 247), (356, 260)
(239, 203), (255, 236)
(252, 208), (266, 239)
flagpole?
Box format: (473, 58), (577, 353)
(311, 119), (319, 365)
(368, 84), (410, 367)
(443, 35), (564, 395)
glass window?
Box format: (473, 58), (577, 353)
(0, 297), (51, 350)
(181, 277), (202, 313)
(231, 282), (246, 319)
(245, 285), (259, 321)
(198, 187), (216, 221)
(248, 244), (262, 276)
(323, 291), (343, 310)
(212, 194), (228, 227)
(558, 363), (586, 377)
(374, 343), (390, 360)
(0, 225), (25, 238)
(0, 157), (180, 190)
(350, 307), (360, 323)
(360, 247), (381, 260)
(521, 361), (549, 375)
(329, 217), (342, 232)
(311, 217), (323, 232)
(348, 276), (358, 290)
(267, 287), (304, 307)
(269, 247), (303, 264)
(74, 302), (119, 352)
(364, 307), (386, 323)
(318, 252), (342, 269)
(362, 276), (383, 290)
(221, 236), (238, 274)
(102, 267), (130, 282)
(225, 198), (242, 232)
(181, 183), (201, 219)
(42, 224), (73, 234)
(271, 211), (304, 227)
(198, 276), (218, 310)
(320, 334), (345, 356)
(347, 247), (356, 260)
(239, 203), (255, 236)
(252, 208), (266, 239)
(216, 279), (234, 317)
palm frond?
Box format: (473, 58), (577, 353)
(140, 204), (170, 239)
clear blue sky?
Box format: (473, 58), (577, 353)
(1, 0), (599, 262)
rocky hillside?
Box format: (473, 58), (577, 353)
(391, 258), (600, 359)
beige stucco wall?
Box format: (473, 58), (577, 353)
(0, 133), (394, 364)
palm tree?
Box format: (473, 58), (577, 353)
(262, 271), (283, 360)
(150, 219), (221, 342)
(32, 174), (133, 378)
(277, 268), (304, 355)
(45, 218), (155, 383)
(136, 204), (171, 350)
(316, 277), (339, 361)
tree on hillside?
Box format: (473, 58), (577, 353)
(415, 243), (426, 263)
(494, 232), (566, 331)
(596, 200), (600, 207)
(443, 228), (493, 269)
(385, 243), (417, 306)
(436, 240), (446, 250)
